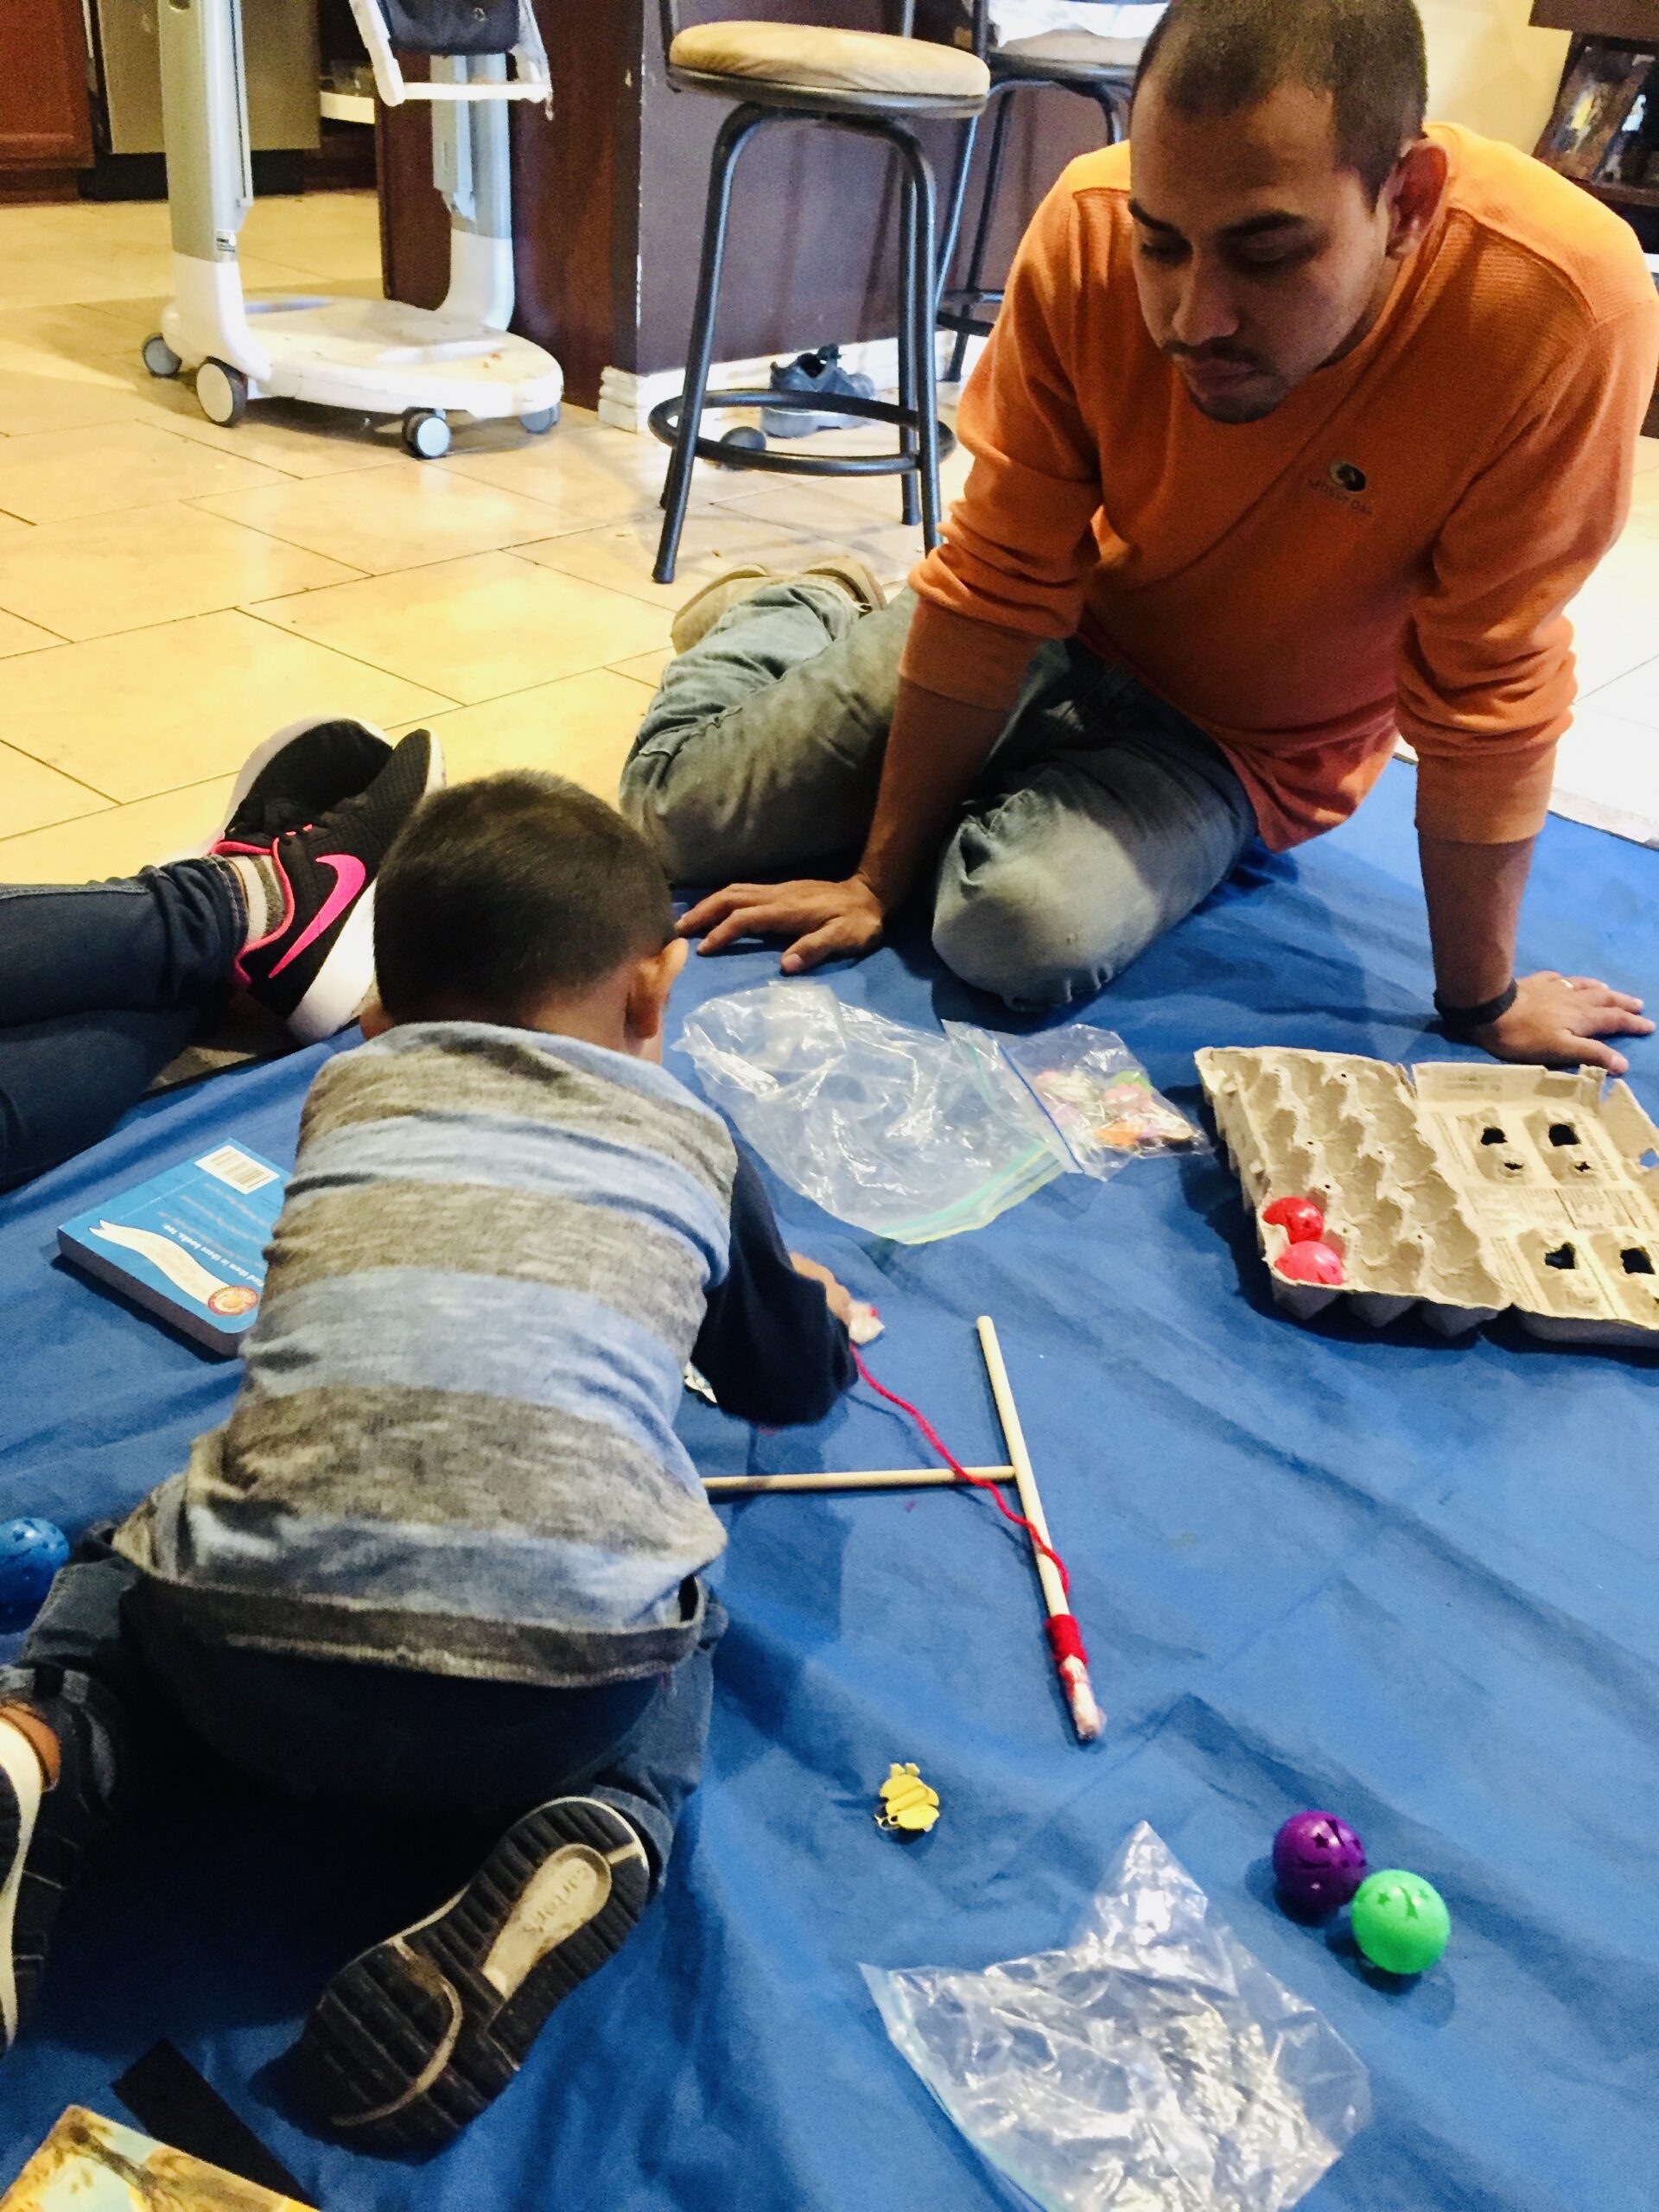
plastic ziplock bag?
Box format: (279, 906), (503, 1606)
(678, 983), (1068, 1243)
(863, 1822), (1370, 2212)
(994, 1026), (1210, 1181)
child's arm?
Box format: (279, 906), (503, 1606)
(692, 1153), (856, 1427)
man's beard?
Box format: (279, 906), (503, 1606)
(1186, 378), (1290, 423)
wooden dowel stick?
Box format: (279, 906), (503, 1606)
(976, 1314), (1103, 1743)
(705, 1465), (1014, 1496)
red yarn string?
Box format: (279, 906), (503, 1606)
(1046, 1613), (1089, 1668)
(851, 1348), (1071, 1599)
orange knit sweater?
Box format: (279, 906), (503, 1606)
(904, 125), (1659, 849)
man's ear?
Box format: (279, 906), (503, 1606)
(359, 993), (392, 1039)
(625, 936), (690, 1047)
(1383, 137), (1448, 261)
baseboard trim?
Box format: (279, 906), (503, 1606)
(598, 333), (985, 435)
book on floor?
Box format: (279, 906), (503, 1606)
(57, 1141), (288, 1356)
(0, 2105), (315, 2210)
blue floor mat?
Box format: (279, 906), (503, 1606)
(2, 760), (1656, 2209)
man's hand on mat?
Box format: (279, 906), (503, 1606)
(1478, 971), (1653, 1076)
(679, 876), (885, 970)
(790, 1253), (855, 1327)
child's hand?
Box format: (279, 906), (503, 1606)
(790, 1252), (855, 1328)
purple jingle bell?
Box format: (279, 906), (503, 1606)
(1272, 1810), (1367, 1914)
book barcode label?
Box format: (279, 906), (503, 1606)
(196, 1145), (278, 1194)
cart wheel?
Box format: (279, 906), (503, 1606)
(402, 408), (451, 460)
(142, 333), (181, 378)
(196, 359), (247, 426)
(519, 406), (559, 435)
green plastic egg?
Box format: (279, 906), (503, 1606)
(1351, 1869), (1450, 1974)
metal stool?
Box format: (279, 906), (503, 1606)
(938, 6), (1141, 383)
(650, 5), (988, 586)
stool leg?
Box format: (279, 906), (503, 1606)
(655, 106), (764, 587)
(898, 131), (944, 553)
(947, 86), (1013, 385)
(896, 156), (921, 529)
(1092, 85), (1128, 144)
(936, 110), (982, 334)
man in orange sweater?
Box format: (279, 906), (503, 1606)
(623, 0), (1659, 1070)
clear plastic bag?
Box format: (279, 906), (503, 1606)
(864, 1822), (1370, 2212)
(996, 1027), (1209, 1181)
(677, 984), (1068, 1244)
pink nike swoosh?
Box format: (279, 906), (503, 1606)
(270, 852), (367, 978)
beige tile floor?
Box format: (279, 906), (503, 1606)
(0, 190), (968, 882)
(0, 188), (1655, 887)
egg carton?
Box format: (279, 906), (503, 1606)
(1195, 1048), (1659, 1347)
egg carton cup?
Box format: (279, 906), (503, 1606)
(1196, 1048), (1659, 1347)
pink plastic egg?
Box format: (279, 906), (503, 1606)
(1262, 1195), (1325, 1243)
(1274, 1240), (1344, 1286)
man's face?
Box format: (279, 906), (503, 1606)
(1128, 79), (1402, 423)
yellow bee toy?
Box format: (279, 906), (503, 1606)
(874, 1762), (941, 1836)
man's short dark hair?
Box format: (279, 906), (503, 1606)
(373, 772), (674, 1026)
(1134, 0), (1428, 204)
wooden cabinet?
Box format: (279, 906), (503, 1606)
(0, 0), (93, 170)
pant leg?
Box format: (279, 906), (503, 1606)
(0, 861), (243, 1187)
(0, 859), (243, 1025)
(931, 664), (1259, 1009)
(0, 1529), (141, 1808)
(130, 1587), (728, 1896)
(579, 1596), (725, 1889)
(621, 583), (912, 882)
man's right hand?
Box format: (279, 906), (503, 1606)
(678, 874), (886, 973)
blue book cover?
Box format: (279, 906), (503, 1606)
(57, 1141), (288, 1356)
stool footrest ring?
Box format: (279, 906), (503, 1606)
(647, 385), (956, 479)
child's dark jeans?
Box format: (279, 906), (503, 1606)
(4, 1527), (721, 1891)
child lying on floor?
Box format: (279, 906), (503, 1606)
(0, 772), (855, 2152)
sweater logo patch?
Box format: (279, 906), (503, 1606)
(1309, 457), (1375, 518)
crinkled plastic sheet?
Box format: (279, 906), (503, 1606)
(864, 1824), (1370, 2212)
(678, 983), (1066, 1243)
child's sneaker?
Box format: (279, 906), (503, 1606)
(296, 1796), (651, 2152)
(228, 728), (445, 1044)
(202, 715), (395, 855)
(0, 1684), (117, 2053)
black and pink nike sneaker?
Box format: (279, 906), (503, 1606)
(221, 728), (445, 1042)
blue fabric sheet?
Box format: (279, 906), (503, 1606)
(2, 759), (1657, 2209)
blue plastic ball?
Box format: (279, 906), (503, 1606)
(0, 1519), (70, 1631)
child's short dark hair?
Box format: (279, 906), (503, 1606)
(373, 772), (675, 1026)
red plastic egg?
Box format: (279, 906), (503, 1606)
(1262, 1195), (1325, 1243)
(1274, 1241), (1344, 1286)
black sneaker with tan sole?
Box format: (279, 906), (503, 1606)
(295, 1795), (652, 2153)
(226, 726), (444, 1043)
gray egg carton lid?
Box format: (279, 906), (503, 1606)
(1196, 1048), (1659, 1346)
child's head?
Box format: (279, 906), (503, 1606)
(365, 772), (685, 1058)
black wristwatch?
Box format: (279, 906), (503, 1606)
(1433, 979), (1517, 1039)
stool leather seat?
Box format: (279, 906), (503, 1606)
(670, 21), (989, 99)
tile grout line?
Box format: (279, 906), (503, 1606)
(235, 598), (467, 707)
